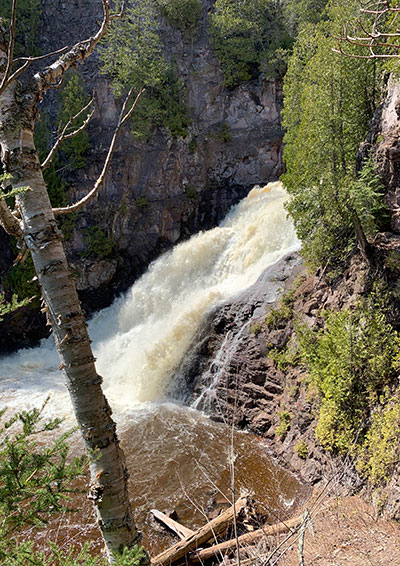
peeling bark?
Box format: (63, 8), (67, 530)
(0, 5), (146, 562)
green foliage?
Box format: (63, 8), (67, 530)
(100, 0), (189, 139)
(34, 109), (69, 209)
(135, 196), (149, 208)
(59, 72), (91, 170)
(210, 0), (294, 86)
(265, 289), (295, 330)
(156, 0), (203, 35)
(0, 0), (42, 56)
(385, 250), (400, 271)
(358, 396), (400, 486)
(348, 159), (387, 238)
(1, 541), (105, 566)
(114, 546), (148, 566)
(276, 409), (292, 439)
(3, 254), (40, 307)
(282, 0), (381, 275)
(60, 212), (78, 241)
(185, 185), (198, 199)
(250, 322), (262, 336)
(0, 173), (31, 201)
(82, 226), (113, 259)
(213, 122), (232, 143)
(0, 402), (94, 564)
(0, 293), (30, 322)
(282, 0), (329, 34)
(295, 440), (308, 459)
(297, 294), (400, 456)
(268, 338), (300, 371)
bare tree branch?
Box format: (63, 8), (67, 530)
(33, 0), (125, 98)
(0, 198), (22, 238)
(333, 2), (400, 59)
(41, 97), (95, 171)
(0, 0), (17, 94)
(53, 87), (144, 216)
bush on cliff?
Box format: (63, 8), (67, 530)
(296, 291), (400, 483)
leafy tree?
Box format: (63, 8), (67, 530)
(0, 2), (149, 560)
(156, 0), (203, 35)
(297, 293), (400, 455)
(282, 0), (329, 33)
(0, 0), (42, 56)
(58, 72), (91, 170)
(210, 0), (293, 85)
(100, 0), (189, 139)
(0, 404), (148, 565)
(282, 0), (381, 276)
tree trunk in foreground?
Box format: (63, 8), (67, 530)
(0, 12), (144, 562)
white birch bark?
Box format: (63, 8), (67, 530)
(0, 11), (146, 563)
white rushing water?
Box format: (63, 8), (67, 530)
(0, 182), (298, 417)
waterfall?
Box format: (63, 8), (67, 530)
(0, 182), (303, 551)
(0, 181), (298, 414)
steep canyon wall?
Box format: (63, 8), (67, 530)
(0, 0), (284, 349)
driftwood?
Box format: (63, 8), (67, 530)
(151, 509), (195, 540)
(191, 512), (304, 562)
(151, 496), (249, 566)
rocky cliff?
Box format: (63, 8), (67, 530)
(0, 0), (284, 350)
(182, 79), (400, 520)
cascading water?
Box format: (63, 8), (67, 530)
(0, 182), (302, 553)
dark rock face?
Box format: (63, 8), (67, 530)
(42, 0), (284, 303)
(184, 253), (369, 488)
(0, 0), (284, 349)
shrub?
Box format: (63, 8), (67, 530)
(276, 409), (292, 439)
(265, 289), (295, 330)
(82, 227), (113, 258)
(185, 185), (198, 199)
(297, 295), (400, 455)
(136, 196), (149, 208)
(214, 122), (232, 143)
(295, 440), (308, 459)
(210, 0), (293, 87)
(157, 0), (203, 35)
(358, 396), (400, 486)
(100, 0), (190, 139)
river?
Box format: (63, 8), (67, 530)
(0, 182), (303, 554)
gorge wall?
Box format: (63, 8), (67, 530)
(0, 0), (284, 350)
(180, 78), (400, 520)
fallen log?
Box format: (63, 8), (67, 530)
(151, 495), (248, 566)
(193, 489), (338, 562)
(151, 509), (195, 540)
(191, 511), (304, 562)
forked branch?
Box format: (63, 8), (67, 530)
(53, 87), (144, 216)
(33, 0), (126, 98)
(41, 98), (95, 171)
(333, 2), (400, 59)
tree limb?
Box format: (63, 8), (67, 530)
(0, 199), (22, 238)
(0, 0), (17, 95)
(53, 87), (144, 216)
(33, 0), (126, 98)
(333, 2), (400, 59)
(41, 98), (95, 171)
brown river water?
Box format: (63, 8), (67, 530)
(1, 184), (304, 555)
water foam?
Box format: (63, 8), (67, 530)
(0, 182), (298, 414)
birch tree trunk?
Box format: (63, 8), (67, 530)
(0, 12), (146, 563)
